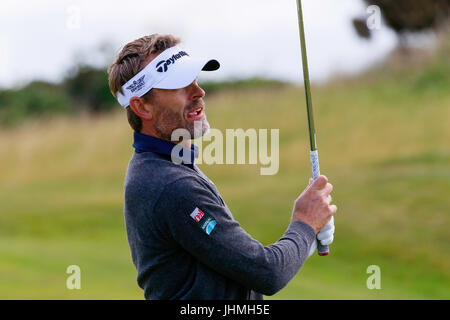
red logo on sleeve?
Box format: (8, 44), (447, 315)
(190, 207), (205, 222)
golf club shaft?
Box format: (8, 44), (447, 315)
(296, 0), (330, 256)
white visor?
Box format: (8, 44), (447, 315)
(116, 46), (220, 107)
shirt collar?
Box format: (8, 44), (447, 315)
(132, 131), (199, 164)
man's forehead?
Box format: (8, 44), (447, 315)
(154, 78), (199, 92)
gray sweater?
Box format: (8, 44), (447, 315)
(123, 132), (316, 300)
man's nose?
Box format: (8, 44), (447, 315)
(190, 80), (205, 100)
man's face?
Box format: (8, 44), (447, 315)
(149, 79), (209, 141)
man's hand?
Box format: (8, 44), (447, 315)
(291, 175), (337, 234)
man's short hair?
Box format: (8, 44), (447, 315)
(107, 34), (181, 132)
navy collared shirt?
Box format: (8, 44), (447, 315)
(132, 131), (199, 165)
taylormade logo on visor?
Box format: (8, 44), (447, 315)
(156, 51), (189, 72)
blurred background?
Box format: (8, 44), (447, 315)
(0, 0), (448, 299)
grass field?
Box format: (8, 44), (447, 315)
(0, 44), (449, 299)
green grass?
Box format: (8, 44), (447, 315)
(0, 45), (449, 299)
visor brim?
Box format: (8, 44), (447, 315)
(154, 58), (220, 90)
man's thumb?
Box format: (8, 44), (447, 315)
(312, 175), (328, 190)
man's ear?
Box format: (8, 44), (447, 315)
(129, 97), (153, 120)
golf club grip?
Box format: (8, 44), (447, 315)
(310, 150), (330, 256)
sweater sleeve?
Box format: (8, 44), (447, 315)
(153, 176), (316, 296)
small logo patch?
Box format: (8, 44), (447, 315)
(203, 219), (217, 235)
(189, 207), (217, 235)
(126, 75), (145, 93)
(190, 207), (205, 222)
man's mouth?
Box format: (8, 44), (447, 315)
(187, 105), (204, 120)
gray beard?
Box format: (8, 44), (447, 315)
(154, 114), (210, 142)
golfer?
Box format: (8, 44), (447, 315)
(108, 34), (336, 300)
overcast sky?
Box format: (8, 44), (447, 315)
(0, 0), (397, 88)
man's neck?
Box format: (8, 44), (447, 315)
(139, 128), (192, 149)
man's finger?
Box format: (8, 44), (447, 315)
(320, 183), (333, 196)
(329, 204), (337, 215)
(311, 175), (328, 190)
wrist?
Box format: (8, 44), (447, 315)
(292, 218), (318, 234)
